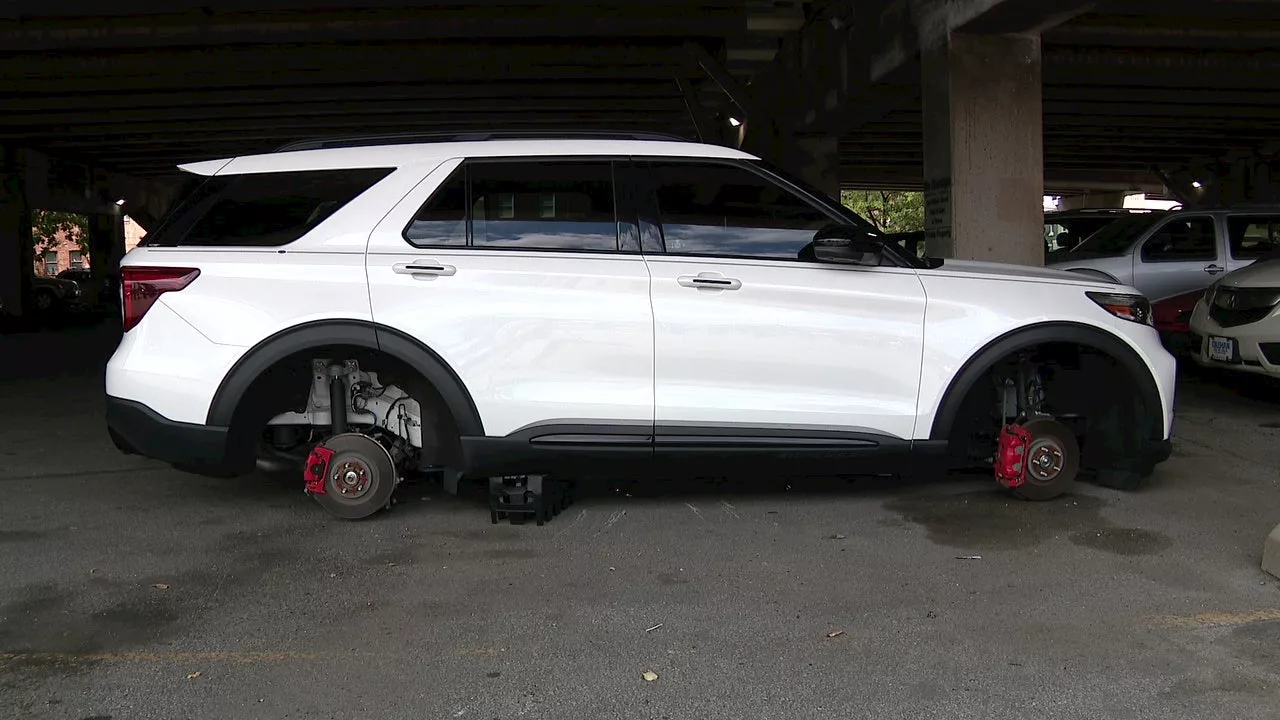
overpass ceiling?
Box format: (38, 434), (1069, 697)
(1, 0), (1279, 191)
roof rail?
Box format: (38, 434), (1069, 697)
(275, 130), (693, 153)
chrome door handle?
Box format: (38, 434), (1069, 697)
(677, 273), (742, 290)
(1204, 264), (1225, 275)
(393, 260), (456, 277)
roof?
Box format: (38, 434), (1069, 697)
(179, 138), (758, 176)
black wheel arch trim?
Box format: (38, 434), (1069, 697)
(205, 319), (484, 437)
(928, 322), (1165, 442)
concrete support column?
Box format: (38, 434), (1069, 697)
(0, 148), (33, 317)
(87, 212), (125, 280)
(922, 32), (1044, 265)
(744, 121), (841, 201)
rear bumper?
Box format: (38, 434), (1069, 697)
(106, 396), (240, 476)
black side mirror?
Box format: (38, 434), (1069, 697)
(803, 224), (886, 266)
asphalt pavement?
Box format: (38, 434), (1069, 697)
(2, 324), (1280, 720)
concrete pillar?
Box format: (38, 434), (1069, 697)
(794, 135), (841, 201)
(0, 148), (33, 317)
(922, 32), (1044, 265)
(87, 212), (125, 280)
(743, 121), (841, 201)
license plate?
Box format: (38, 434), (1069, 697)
(1208, 336), (1236, 363)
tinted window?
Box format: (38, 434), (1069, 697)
(647, 162), (830, 258)
(1228, 215), (1280, 259)
(145, 168), (391, 247)
(1140, 217), (1217, 262)
(470, 162), (617, 251)
(1073, 213), (1166, 255)
(404, 166), (467, 246)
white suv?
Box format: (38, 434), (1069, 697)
(105, 133), (1176, 521)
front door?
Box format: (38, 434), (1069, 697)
(1134, 214), (1221, 301)
(366, 157), (654, 439)
(636, 160), (927, 447)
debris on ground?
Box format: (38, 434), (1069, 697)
(645, 623), (664, 632)
(642, 671), (659, 682)
(186, 671), (202, 679)
(927, 611), (937, 619)
(151, 583), (170, 590)
(826, 630), (845, 638)
(955, 556), (983, 560)
(828, 534), (847, 540)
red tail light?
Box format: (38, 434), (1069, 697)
(121, 266), (200, 332)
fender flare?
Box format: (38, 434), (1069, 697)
(206, 319), (484, 437)
(928, 322), (1164, 442)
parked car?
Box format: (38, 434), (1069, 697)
(1151, 288), (1206, 354)
(57, 268), (120, 309)
(30, 275), (81, 312)
(104, 132), (1176, 522)
(1189, 258), (1280, 376)
(1047, 207), (1280, 302)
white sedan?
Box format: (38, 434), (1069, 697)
(1190, 258), (1280, 375)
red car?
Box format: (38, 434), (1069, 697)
(1153, 289), (1205, 353)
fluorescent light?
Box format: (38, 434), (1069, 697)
(1192, 181), (1203, 188)
(728, 117), (742, 127)
(115, 198), (126, 206)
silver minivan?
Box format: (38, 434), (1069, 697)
(1048, 208), (1280, 302)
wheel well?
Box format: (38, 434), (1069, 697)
(940, 340), (1157, 473)
(936, 324), (1167, 471)
(222, 344), (465, 471)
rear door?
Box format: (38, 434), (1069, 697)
(366, 157), (654, 439)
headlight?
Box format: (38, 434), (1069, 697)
(1087, 291), (1152, 326)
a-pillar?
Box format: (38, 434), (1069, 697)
(922, 33), (1044, 265)
(0, 147), (33, 317)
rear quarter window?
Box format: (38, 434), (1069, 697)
(143, 168), (392, 247)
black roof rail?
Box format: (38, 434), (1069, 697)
(275, 130), (694, 153)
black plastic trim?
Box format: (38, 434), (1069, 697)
(107, 396), (237, 476)
(206, 320), (482, 436)
(929, 322), (1166, 443)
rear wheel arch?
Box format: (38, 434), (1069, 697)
(206, 320), (484, 469)
(928, 322), (1165, 444)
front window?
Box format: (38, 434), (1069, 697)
(42, 251), (58, 276)
(1140, 217), (1217, 262)
(1073, 214), (1167, 255)
(645, 161), (832, 259)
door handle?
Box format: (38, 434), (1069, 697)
(393, 260), (456, 278)
(677, 273), (742, 291)
(1204, 264), (1225, 275)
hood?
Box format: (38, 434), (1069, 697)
(1218, 258), (1280, 289)
(926, 259), (1119, 287)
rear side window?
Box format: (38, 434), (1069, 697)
(1228, 215), (1280, 259)
(143, 168), (392, 247)
(404, 160), (622, 252)
(1140, 216), (1217, 262)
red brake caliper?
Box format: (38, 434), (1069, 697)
(995, 423), (1033, 489)
(303, 445), (335, 495)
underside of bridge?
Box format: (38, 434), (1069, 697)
(3, 0), (1280, 311)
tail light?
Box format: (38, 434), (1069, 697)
(121, 266), (200, 332)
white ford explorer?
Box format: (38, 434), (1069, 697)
(105, 133), (1176, 521)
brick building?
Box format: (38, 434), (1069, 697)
(31, 215), (146, 276)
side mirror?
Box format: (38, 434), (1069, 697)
(805, 224), (886, 266)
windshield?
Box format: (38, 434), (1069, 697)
(1071, 213), (1167, 255)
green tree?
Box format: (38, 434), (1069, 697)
(31, 209), (91, 256)
(840, 190), (925, 233)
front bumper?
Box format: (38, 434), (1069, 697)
(1188, 302), (1280, 376)
(106, 396), (243, 477)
